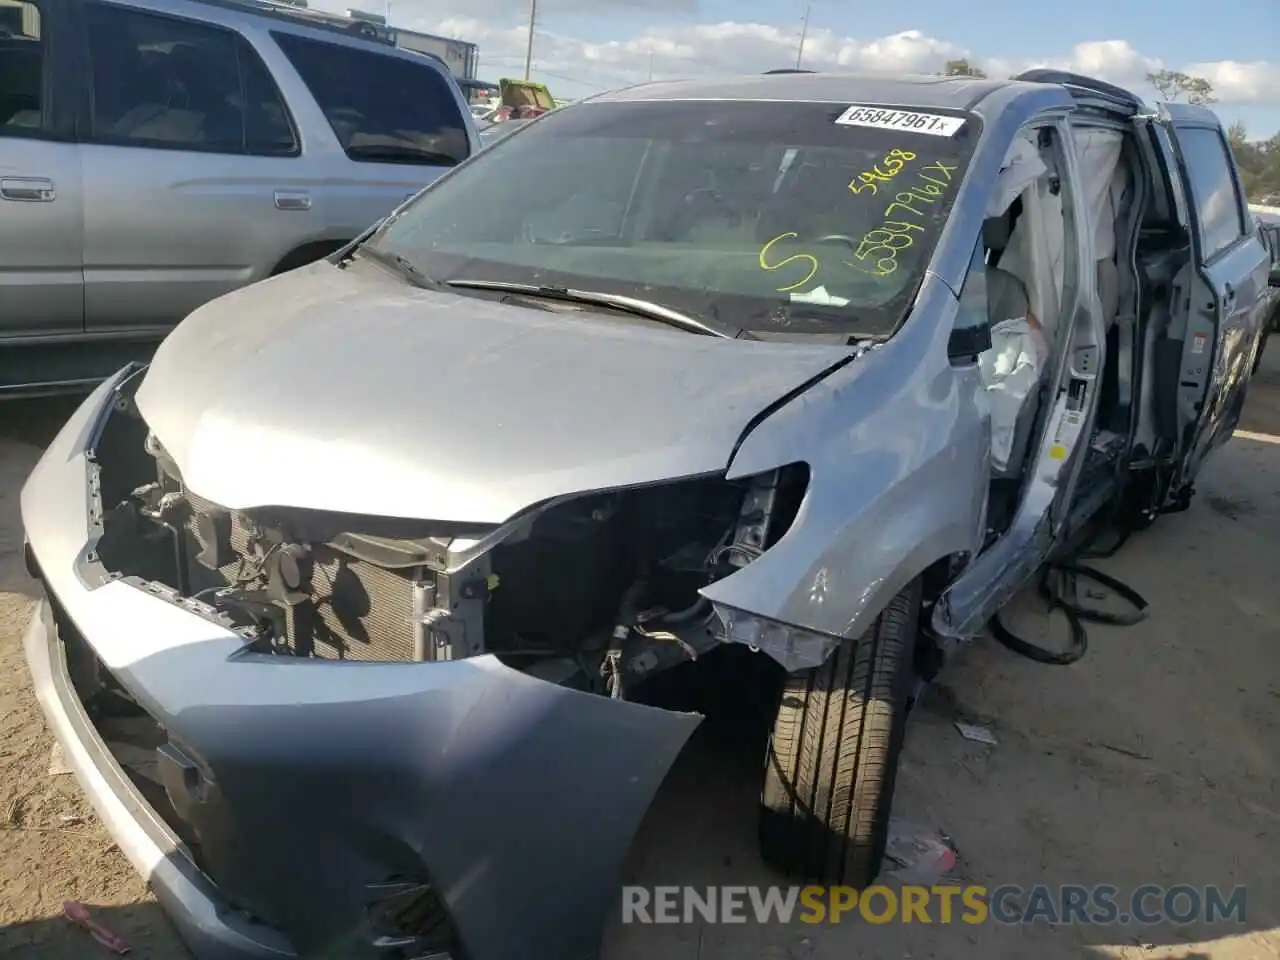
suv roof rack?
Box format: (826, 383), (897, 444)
(1012, 68), (1143, 112)
(763, 68), (816, 74)
(188, 0), (397, 45)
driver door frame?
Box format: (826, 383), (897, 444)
(931, 112), (1109, 641)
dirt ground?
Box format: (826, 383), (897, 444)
(1, 357), (1278, 959)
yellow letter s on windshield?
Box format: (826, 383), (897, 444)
(758, 232), (819, 293)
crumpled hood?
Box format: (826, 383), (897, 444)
(135, 260), (852, 523)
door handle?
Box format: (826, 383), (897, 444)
(0, 177), (56, 202)
(273, 190), (311, 211)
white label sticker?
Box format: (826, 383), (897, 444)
(789, 285), (850, 307)
(834, 105), (967, 137)
(1191, 333), (1207, 355)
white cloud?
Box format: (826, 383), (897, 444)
(1187, 59), (1280, 104)
(318, 1), (1280, 107)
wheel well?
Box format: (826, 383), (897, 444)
(270, 240), (349, 276)
(914, 553), (964, 682)
(920, 553), (962, 604)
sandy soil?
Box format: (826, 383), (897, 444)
(1, 357), (1278, 959)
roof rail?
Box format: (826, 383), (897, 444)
(1012, 68), (1143, 112)
(763, 68), (816, 74)
(187, 0), (397, 44)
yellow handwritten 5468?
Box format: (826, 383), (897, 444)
(848, 148), (917, 195)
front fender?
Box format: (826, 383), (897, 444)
(702, 299), (989, 643)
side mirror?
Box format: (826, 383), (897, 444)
(948, 322), (992, 363)
(1269, 266), (1280, 288)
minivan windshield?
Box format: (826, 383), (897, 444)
(368, 99), (981, 336)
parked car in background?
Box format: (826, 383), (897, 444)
(20, 69), (1271, 960)
(0, 0), (477, 397)
(478, 115), (531, 147)
(489, 76), (555, 121)
(1251, 205), (1280, 369)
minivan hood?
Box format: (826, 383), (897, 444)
(134, 260), (853, 523)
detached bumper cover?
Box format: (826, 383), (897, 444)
(20, 372), (701, 960)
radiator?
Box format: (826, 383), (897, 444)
(182, 492), (423, 662)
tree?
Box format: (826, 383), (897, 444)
(1145, 69), (1216, 105)
(1225, 121), (1280, 203)
(941, 58), (987, 79)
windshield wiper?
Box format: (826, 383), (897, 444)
(350, 246), (445, 291)
(445, 280), (753, 340)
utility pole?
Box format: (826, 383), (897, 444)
(523, 0), (537, 80)
(795, 2), (810, 70)
(648, 51), (654, 81)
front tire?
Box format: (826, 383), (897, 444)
(758, 578), (921, 887)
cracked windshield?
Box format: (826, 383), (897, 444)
(372, 100), (979, 336)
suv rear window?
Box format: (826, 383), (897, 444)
(272, 32), (468, 167)
(0, 0), (44, 134)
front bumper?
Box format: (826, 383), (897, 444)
(20, 371), (701, 960)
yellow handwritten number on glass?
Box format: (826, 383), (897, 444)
(759, 232), (819, 293)
(848, 148), (920, 196)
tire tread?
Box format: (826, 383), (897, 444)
(759, 579), (921, 886)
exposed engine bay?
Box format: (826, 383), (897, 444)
(90, 388), (807, 698)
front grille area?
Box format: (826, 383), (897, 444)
(51, 601), (461, 954)
(181, 491), (424, 662)
(49, 598), (213, 868)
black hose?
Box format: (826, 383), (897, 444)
(989, 558), (1149, 664)
(987, 478), (1153, 666)
(659, 597), (711, 624)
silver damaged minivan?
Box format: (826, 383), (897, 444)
(20, 70), (1274, 960)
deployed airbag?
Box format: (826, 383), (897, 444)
(979, 316), (1049, 476)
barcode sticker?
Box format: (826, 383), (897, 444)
(835, 105), (967, 137)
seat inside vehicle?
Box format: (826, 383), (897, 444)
(978, 134), (1061, 485)
(981, 124), (1141, 534)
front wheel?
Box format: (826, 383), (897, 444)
(758, 579), (921, 887)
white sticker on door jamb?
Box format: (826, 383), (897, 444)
(834, 105), (967, 137)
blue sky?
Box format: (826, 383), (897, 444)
(553, 0), (1275, 66)
(347, 0), (1280, 135)
(565, 0), (1278, 134)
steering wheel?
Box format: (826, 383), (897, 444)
(683, 186), (734, 210)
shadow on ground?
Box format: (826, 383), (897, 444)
(0, 395), (86, 450)
(0, 396), (82, 603)
(0, 900), (183, 958)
